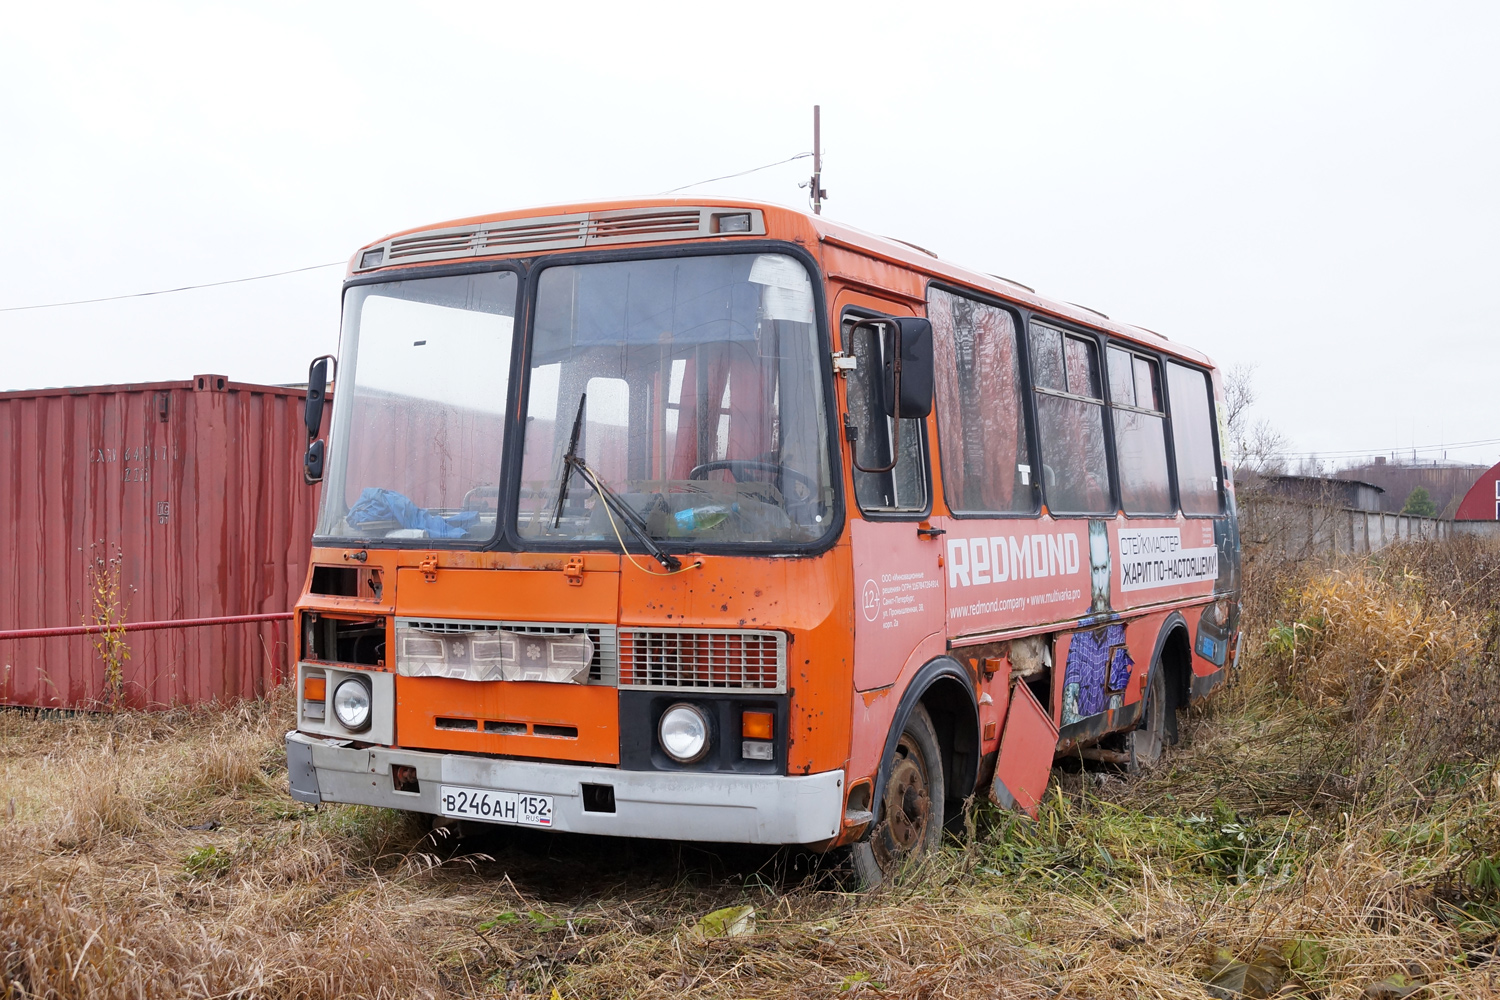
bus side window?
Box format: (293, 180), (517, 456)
(928, 287), (1034, 514)
(1106, 347), (1172, 515)
(1166, 362), (1221, 514)
(1031, 324), (1113, 514)
(843, 315), (928, 514)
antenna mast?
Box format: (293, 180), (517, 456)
(810, 105), (827, 215)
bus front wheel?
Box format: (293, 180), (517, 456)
(852, 703), (945, 887)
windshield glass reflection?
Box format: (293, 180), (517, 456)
(316, 271), (516, 542)
(517, 253), (832, 547)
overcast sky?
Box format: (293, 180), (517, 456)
(3, 2), (1496, 467)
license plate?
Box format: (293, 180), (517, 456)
(438, 785), (553, 827)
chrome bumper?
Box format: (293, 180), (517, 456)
(285, 730), (844, 846)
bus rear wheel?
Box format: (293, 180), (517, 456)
(852, 703), (945, 887)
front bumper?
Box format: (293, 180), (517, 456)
(286, 730), (844, 846)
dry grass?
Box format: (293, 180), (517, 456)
(7, 540), (1500, 997)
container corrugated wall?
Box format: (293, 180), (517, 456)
(0, 376), (319, 708)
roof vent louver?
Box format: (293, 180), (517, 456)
(587, 210), (703, 242)
(358, 207), (765, 271)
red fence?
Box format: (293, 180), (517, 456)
(0, 375), (319, 709)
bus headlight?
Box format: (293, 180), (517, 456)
(658, 702), (711, 763)
(333, 677), (372, 731)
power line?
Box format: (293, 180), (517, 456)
(660, 152), (812, 195)
(1283, 439), (1500, 458)
(1277, 436), (1500, 460)
(4, 238), (1489, 464)
(0, 261), (344, 313)
(4, 151), (817, 311)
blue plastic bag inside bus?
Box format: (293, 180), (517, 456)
(346, 487), (478, 539)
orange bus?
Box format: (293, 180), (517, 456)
(287, 199), (1241, 881)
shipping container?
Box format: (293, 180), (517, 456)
(0, 375), (319, 708)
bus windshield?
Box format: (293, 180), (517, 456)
(316, 270), (518, 543)
(518, 252), (834, 547)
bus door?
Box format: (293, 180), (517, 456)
(838, 290), (946, 693)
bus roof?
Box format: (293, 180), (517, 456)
(352, 197), (1215, 370)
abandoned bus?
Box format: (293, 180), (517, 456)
(286, 199), (1241, 880)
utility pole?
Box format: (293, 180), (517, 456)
(810, 105), (827, 215)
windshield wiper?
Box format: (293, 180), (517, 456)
(552, 393), (681, 572)
(552, 393), (588, 530)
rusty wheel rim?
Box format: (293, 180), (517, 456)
(872, 732), (932, 871)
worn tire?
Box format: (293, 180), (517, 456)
(1127, 665), (1166, 772)
(852, 703), (945, 888)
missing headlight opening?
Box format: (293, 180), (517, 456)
(303, 612), (385, 666)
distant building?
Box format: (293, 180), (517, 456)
(1338, 457), (1487, 519)
(1238, 472), (1462, 560)
(1258, 474), (1385, 513)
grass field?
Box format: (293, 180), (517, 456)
(6, 539), (1500, 998)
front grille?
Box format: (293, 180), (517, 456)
(359, 207), (766, 270)
(396, 618), (617, 684)
(618, 628), (786, 692)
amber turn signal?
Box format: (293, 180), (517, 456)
(304, 676), (327, 701)
(741, 710), (774, 741)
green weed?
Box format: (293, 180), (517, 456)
(182, 844), (232, 879)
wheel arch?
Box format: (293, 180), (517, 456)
(1150, 612), (1193, 714)
(870, 656), (980, 824)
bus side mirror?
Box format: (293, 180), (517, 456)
(883, 317), (933, 419)
(305, 355), (334, 440)
(304, 439), (325, 484)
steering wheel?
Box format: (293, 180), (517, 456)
(687, 460), (818, 505)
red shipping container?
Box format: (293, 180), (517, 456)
(0, 375), (319, 709)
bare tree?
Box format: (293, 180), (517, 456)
(1223, 362), (1254, 435)
(1223, 363), (1288, 476)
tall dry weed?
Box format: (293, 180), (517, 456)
(52, 749), (152, 848)
(190, 723), (275, 798)
(0, 881), (443, 1000)
(1245, 540), (1500, 795)
(1273, 567), (1481, 712)
(84, 540), (133, 709)
(9, 539), (1500, 998)
(1, 701), (449, 1000)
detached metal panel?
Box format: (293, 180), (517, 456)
(0, 376), (319, 708)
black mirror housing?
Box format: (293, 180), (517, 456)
(304, 439), (325, 484)
(304, 355), (333, 440)
(883, 317), (934, 418)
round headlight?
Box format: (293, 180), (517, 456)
(333, 677), (372, 731)
(658, 702), (711, 763)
